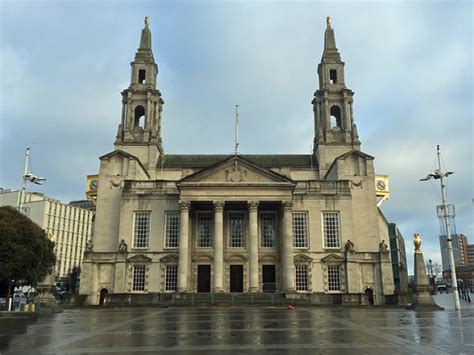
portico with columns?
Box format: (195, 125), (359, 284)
(175, 155), (297, 294)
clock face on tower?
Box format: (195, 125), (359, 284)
(376, 180), (386, 191)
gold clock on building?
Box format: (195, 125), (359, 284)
(376, 179), (386, 191)
(90, 180), (98, 191)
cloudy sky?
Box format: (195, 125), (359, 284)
(0, 0), (472, 272)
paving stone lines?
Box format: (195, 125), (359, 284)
(1, 302), (473, 354)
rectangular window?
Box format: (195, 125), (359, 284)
(229, 212), (244, 248)
(323, 212), (340, 248)
(330, 69), (337, 84)
(133, 212), (150, 248)
(132, 265), (145, 291)
(328, 265), (340, 291)
(197, 212), (213, 248)
(165, 211), (179, 248)
(292, 212), (308, 248)
(295, 265), (308, 291)
(138, 69), (146, 83)
(165, 265), (178, 292)
(260, 212), (276, 248)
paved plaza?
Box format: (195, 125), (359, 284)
(1, 294), (473, 354)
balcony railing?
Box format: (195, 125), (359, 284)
(123, 180), (178, 193)
(294, 180), (351, 195)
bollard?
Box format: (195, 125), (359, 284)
(31, 303), (36, 312)
(24, 304), (30, 312)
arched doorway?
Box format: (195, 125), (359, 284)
(99, 288), (108, 305)
(365, 288), (374, 305)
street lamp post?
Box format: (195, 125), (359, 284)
(16, 147), (46, 213)
(420, 145), (461, 311)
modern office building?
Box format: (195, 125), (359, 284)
(467, 243), (474, 265)
(439, 234), (468, 272)
(80, 18), (396, 305)
(0, 190), (94, 279)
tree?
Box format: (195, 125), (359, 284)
(0, 206), (55, 309)
(64, 266), (81, 294)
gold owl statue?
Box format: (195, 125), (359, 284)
(413, 233), (422, 254)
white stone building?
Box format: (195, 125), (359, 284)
(80, 18), (396, 305)
(0, 190), (94, 279)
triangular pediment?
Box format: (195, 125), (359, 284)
(160, 254), (179, 263)
(294, 254), (313, 264)
(127, 254), (152, 263)
(179, 156), (294, 185)
(321, 254), (345, 264)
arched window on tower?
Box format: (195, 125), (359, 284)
(330, 106), (342, 129)
(134, 106), (145, 129)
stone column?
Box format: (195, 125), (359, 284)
(281, 201), (295, 293)
(248, 200), (260, 292)
(177, 200), (190, 292)
(213, 201), (225, 292)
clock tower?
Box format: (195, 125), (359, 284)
(114, 17), (164, 170)
(313, 17), (361, 177)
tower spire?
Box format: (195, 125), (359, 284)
(312, 17), (360, 176)
(114, 18), (164, 168)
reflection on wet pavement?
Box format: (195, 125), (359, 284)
(0, 294), (472, 354)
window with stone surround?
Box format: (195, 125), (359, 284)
(165, 265), (178, 292)
(295, 265), (308, 291)
(327, 265), (341, 291)
(197, 212), (213, 248)
(133, 212), (150, 248)
(260, 212), (276, 248)
(165, 211), (179, 248)
(322, 211), (341, 248)
(132, 265), (146, 291)
(292, 212), (308, 248)
(228, 212), (245, 248)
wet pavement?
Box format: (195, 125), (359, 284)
(1, 294), (473, 354)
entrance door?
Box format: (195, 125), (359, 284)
(262, 265), (276, 293)
(365, 288), (374, 305)
(197, 265), (211, 292)
(230, 265), (243, 292)
(99, 288), (108, 305)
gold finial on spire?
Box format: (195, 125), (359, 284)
(413, 233), (422, 254)
(326, 16), (331, 28)
(145, 16), (149, 28)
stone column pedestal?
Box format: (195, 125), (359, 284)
(409, 252), (443, 310)
(35, 272), (62, 313)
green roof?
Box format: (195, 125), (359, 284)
(157, 154), (315, 169)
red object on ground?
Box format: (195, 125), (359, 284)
(287, 305), (295, 311)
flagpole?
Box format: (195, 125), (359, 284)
(17, 147), (30, 211)
(234, 105), (239, 155)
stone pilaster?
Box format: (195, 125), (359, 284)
(213, 201), (225, 292)
(177, 200), (190, 292)
(248, 200), (260, 292)
(281, 201), (295, 292)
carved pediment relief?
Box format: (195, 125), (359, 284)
(321, 254), (345, 265)
(294, 254), (313, 264)
(127, 254), (152, 263)
(180, 156), (293, 185)
(160, 254), (179, 263)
